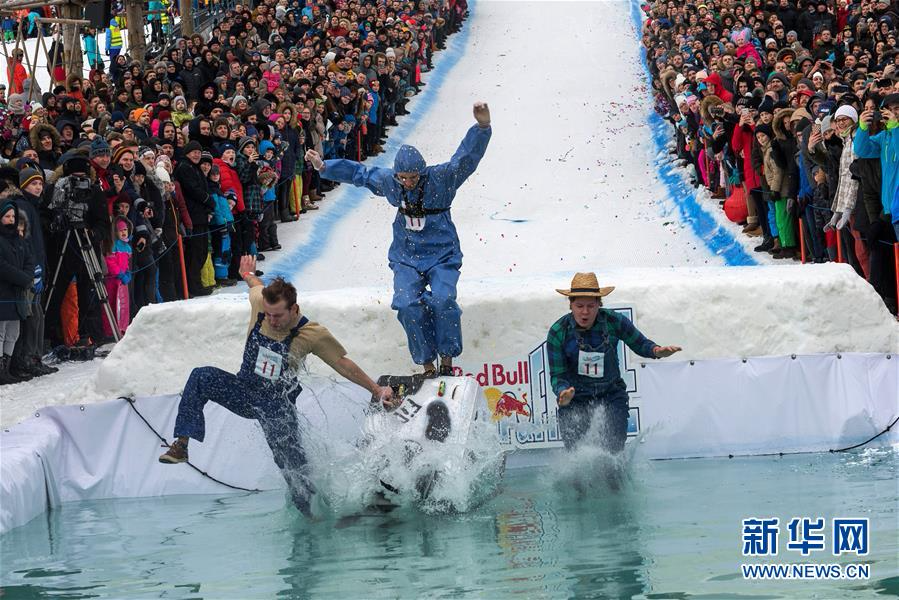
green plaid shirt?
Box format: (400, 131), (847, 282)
(546, 310), (657, 396)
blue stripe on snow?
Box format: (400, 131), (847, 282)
(627, 0), (757, 266)
(266, 2), (478, 283)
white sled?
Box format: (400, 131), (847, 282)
(361, 375), (504, 511)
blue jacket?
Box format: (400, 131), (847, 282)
(854, 123), (899, 222)
(321, 124), (491, 269)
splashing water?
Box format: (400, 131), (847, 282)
(308, 391), (507, 517)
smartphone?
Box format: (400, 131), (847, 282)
(871, 110), (882, 129)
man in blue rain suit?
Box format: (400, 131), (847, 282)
(305, 102), (492, 377)
(159, 255), (396, 517)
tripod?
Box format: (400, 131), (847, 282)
(44, 227), (121, 344)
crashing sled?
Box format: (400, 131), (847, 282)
(361, 375), (505, 511)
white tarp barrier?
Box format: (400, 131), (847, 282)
(2, 353), (895, 534)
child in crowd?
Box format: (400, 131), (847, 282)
(104, 216), (132, 338)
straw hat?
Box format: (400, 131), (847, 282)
(556, 272), (615, 298)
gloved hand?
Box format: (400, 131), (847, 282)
(118, 271), (132, 285)
(33, 280), (44, 294)
(304, 149), (324, 171)
(836, 210), (851, 230)
(824, 211), (841, 231)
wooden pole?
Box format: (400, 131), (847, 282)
(57, 1), (84, 81)
(124, 0), (146, 64)
(180, 0), (194, 36)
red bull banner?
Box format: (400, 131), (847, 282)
(456, 307), (643, 450)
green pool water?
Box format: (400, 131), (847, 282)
(1, 446), (896, 599)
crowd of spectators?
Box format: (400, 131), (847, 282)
(0, 0), (468, 385)
(642, 0), (899, 312)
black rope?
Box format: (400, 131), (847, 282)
(121, 395), (261, 493)
(650, 415), (899, 461)
(830, 415), (899, 453)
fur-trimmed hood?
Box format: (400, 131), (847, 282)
(29, 122), (61, 151)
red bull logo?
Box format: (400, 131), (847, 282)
(485, 388), (530, 421)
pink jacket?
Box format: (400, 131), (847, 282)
(105, 250), (130, 278)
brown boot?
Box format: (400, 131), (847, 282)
(159, 438), (189, 464)
(371, 144), (383, 155)
(308, 189), (324, 202)
(744, 226), (763, 237)
(766, 238), (782, 254)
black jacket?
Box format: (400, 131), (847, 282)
(173, 159), (213, 224)
(0, 200), (36, 321)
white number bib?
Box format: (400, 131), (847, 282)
(403, 214), (426, 231)
(254, 346), (283, 381)
(578, 350), (604, 378)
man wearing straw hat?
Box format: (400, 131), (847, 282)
(546, 272), (681, 452)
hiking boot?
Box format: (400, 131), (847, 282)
(439, 364), (454, 376)
(32, 358), (58, 375)
(7, 360), (33, 382)
(159, 439), (189, 464)
(256, 253), (266, 261)
(744, 226), (763, 237)
(423, 362), (438, 378)
(766, 239), (782, 255)
(775, 247), (797, 260)
(303, 196), (319, 211)
(0, 356), (19, 385)
(754, 237), (774, 252)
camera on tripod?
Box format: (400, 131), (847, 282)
(49, 175), (93, 232)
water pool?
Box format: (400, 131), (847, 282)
(1, 447), (896, 599)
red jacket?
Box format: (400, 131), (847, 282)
(213, 158), (245, 213)
(731, 123), (761, 190)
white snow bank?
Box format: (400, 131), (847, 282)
(85, 263), (897, 402)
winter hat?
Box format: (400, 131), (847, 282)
(18, 167), (43, 189)
(754, 123), (774, 139)
(174, 95), (187, 109)
(268, 113), (283, 123)
(133, 161), (147, 176)
(214, 141), (235, 156)
(758, 97), (775, 115)
(155, 167), (171, 183)
(200, 151), (214, 164)
(767, 72), (790, 87)
(209, 164), (220, 176)
(183, 140), (203, 155)
(90, 137), (111, 158)
(231, 95), (247, 108)
(833, 105), (858, 122)
(134, 197), (149, 213)
(815, 100), (836, 117)
(819, 115), (833, 134)
(110, 111), (126, 123)
(112, 145), (134, 164)
(238, 136), (256, 152)
(674, 73), (687, 88)
(258, 140), (275, 156)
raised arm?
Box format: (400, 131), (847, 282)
(306, 149), (396, 197)
(429, 103), (492, 190)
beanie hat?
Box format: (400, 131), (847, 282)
(231, 95), (247, 107)
(183, 140), (203, 154)
(111, 145), (134, 164)
(833, 105), (858, 122)
(758, 97), (775, 115)
(18, 167), (43, 189)
(238, 136), (256, 152)
(110, 111), (126, 123)
(200, 151), (214, 164)
(133, 161), (147, 176)
(90, 137), (111, 158)
(155, 167), (171, 183)
(754, 123), (774, 139)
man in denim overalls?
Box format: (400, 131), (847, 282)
(159, 256), (396, 516)
(546, 272), (682, 452)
